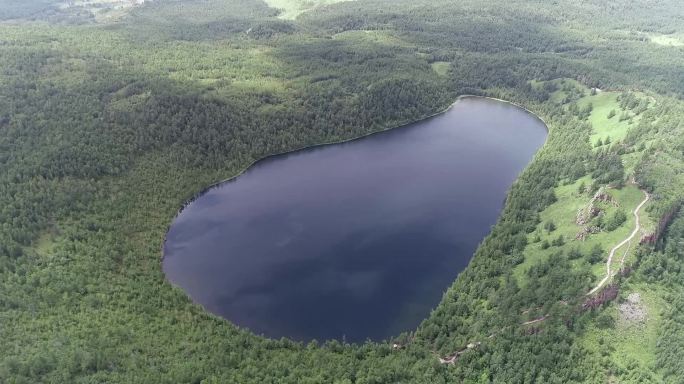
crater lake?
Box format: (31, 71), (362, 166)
(163, 97), (548, 342)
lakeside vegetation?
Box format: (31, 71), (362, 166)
(1, 0), (683, 382)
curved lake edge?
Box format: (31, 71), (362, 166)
(160, 95), (549, 260)
(160, 96), (550, 342)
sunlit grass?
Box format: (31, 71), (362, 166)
(263, 0), (354, 19)
(515, 181), (647, 284)
(431, 61), (451, 77)
(649, 33), (684, 47)
(577, 92), (636, 146)
(581, 284), (666, 382)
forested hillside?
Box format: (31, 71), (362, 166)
(1, 0), (683, 382)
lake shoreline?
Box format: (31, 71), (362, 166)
(161, 96), (548, 342)
(160, 95), (550, 261)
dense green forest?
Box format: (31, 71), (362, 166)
(1, 0), (683, 382)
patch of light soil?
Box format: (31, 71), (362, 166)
(619, 292), (647, 325)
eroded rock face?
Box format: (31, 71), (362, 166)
(640, 233), (657, 244)
(576, 225), (601, 240)
(619, 292), (647, 324)
(582, 284), (619, 311)
(576, 187), (618, 239)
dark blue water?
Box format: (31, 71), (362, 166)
(163, 97), (547, 342)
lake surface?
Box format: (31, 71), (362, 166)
(163, 97), (547, 342)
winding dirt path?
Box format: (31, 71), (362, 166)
(588, 191), (649, 295)
(438, 189), (649, 365)
(521, 315), (549, 326)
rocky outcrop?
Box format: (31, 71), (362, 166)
(619, 292), (646, 324)
(575, 188), (621, 240)
(575, 225), (601, 241)
(577, 187), (617, 225)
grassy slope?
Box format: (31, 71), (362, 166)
(515, 180), (649, 283)
(583, 92), (654, 149)
(581, 284), (666, 382)
(580, 92), (635, 146)
(263, 0), (353, 19)
(515, 80), (672, 382)
(331, 29), (415, 48)
(533, 79), (642, 147)
(515, 79), (656, 284)
(649, 33), (684, 47)
(430, 61), (451, 77)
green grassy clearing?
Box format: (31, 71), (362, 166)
(430, 61), (451, 77)
(57, 0), (142, 22)
(622, 149), (644, 176)
(332, 30), (415, 48)
(515, 181), (648, 284)
(33, 232), (57, 258)
(263, 0), (353, 19)
(581, 284), (666, 382)
(649, 33), (684, 47)
(532, 80), (652, 148)
(604, 186), (652, 274)
(576, 92), (638, 147)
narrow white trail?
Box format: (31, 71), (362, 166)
(438, 190), (649, 365)
(588, 191), (649, 295)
